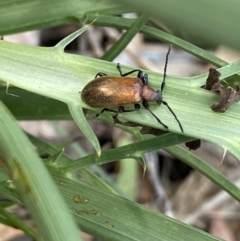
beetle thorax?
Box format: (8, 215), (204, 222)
(142, 86), (162, 104)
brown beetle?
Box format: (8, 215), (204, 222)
(81, 46), (183, 132)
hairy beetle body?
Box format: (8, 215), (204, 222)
(80, 45), (183, 132)
(81, 77), (159, 108)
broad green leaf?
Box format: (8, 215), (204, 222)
(1, 38), (240, 160)
(0, 0), (129, 34)
(118, 0), (240, 50)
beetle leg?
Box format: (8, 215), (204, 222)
(142, 100), (169, 130)
(117, 64), (148, 85)
(134, 104), (140, 111)
(112, 104), (141, 119)
(93, 106), (133, 120)
(95, 72), (107, 78)
(94, 104), (143, 123)
(118, 104), (140, 113)
(117, 63), (142, 77)
(94, 108), (118, 118)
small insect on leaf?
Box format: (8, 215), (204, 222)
(81, 45), (183, 133)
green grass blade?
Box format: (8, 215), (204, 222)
(102, 13), (149, 61)
(0, 207), (37, 239)
(0, 0), (130, 34)
(87, 15), (235, 68)
(27, 134), (117, 194)
(1, 39), (240, 161)
(0, 101), (82, 241)
(118, 0), (240, 51)
(165, 146), (240, 202)
(51, 169), (224, 241)
(1, 87), (70, 120)
(63, 134), (192, 172)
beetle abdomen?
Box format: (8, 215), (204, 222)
(81, 77), (143, 108)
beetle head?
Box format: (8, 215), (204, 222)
(143, 73), (148, 85)
(139, 71), (148, 85)
(154, 90), (163, 104)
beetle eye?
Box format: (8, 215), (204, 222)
(155, 90), (162, 104)
(144, 73), (148, 83)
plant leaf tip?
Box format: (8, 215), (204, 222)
(97, 150), (101, 158)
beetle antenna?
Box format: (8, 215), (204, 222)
(162, 100), (184, 133)
(147, 108), (169, 130)
(142, 101), (169, 130)
(161, 45), (172, 92)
